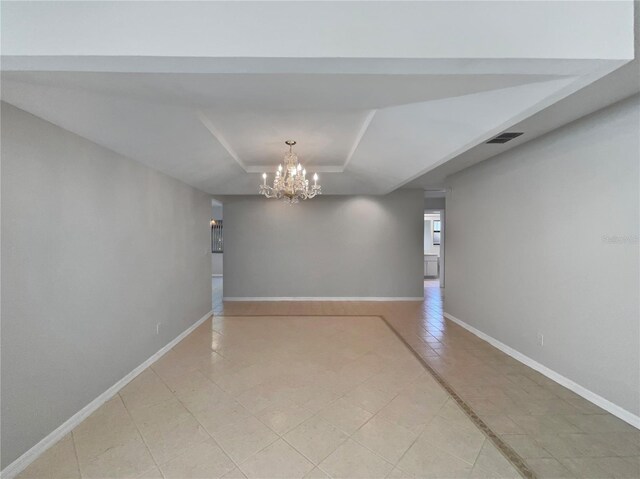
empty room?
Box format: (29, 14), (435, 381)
(1, 2), (639, 478)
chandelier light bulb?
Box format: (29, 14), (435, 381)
(258, 140), (322, 203)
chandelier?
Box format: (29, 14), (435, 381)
(259, 140), (321, 203)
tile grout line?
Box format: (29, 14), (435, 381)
(273, 356), (392, 471)
(298, 384), (399, 470)
(215, 285), (640, 476)
(279, 430), (345, 472)
(199, 358), (308, 472)
(164, 329), (374, 476)
(117, 393), (167, 479)
(379, 388), (452, 475)
(331, 318), (448, 472)
(148, 366), (251, 477)
(209, 316), (408, 474)
(377, 314), (537, 479)
(216, 310), (536, 479)
(182, 315), (282, 474)
(365, 316), (484, 472)
(69, 431), (83, 479)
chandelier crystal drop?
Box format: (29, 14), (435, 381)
(259, 140), (321, 203)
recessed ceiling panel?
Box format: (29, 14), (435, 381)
(0, 65), (622, 195)
(199, 108), (373, 171)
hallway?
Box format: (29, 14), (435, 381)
(214, 279), (640, 478)
(3, 4), (639, 478)
(15, 280), (640, 478)
(19, 317), (519, 478)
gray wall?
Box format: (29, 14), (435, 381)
(444, 94), (640, 416)
(1, 103), (212, 467)
(424, 197), (446, 210)
(223, 190), (424, 298)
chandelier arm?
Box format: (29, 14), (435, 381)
(258, 140), (321, 202)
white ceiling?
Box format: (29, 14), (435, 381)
(1, 1), (636, 196)
(406, 63), (640, 191)
(3, 2), (633, 59)
(407, 1), (640, 192)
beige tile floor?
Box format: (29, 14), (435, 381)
(216, 279), (640, 479)
(18, 279), (639, 479)
(18, 314), (518, 479)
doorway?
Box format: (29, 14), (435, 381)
(211, 200), (223, 307)
(424, 210), (445, 288)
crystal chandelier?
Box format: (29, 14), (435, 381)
(259, 140), (321, 203)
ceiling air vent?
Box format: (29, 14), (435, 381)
(486, 132), (523, 144)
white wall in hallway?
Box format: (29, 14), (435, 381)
(223, 190), (425, 299)
(0, 103), (212, 469)
(444, 94), (640, 417)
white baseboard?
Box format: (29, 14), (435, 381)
(443, 312), (640, 430)
(211, 274), (223, 277)
(1, 310), (213, 479)
(223, 296), (423, 301)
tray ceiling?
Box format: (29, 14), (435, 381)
(1, 1), (634, 195)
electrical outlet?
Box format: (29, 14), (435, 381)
(156, 323), (161, 335)
(537, 333), (544, 347)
